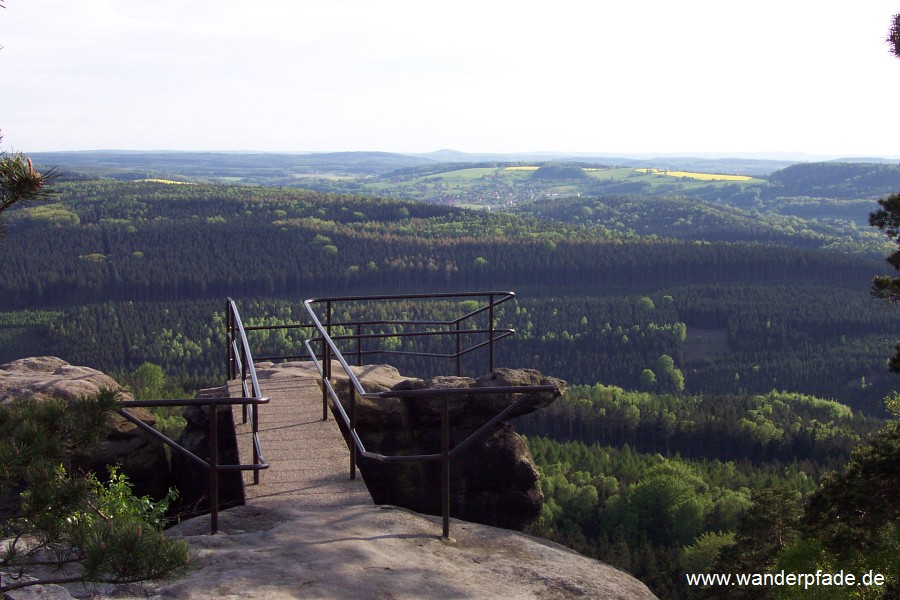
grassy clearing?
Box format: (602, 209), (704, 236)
(584, 167), (639, 181)
(362, 162), (763, 207)
(419, 167), (498, 182)
(291, 173), (355, 180)
(17, 203), (81, 225)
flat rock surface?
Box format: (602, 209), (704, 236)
(8, 504), (658, 599)
(253, 360), (410, 391)
(23, 503), (652, 599)
(0, 356), (129, 404)
(5, 360), (655, 599)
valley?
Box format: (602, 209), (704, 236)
(3, 150), (899, 597)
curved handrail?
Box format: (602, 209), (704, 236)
(107, 297), (276, 535)
(227, 298), (264, 401)
(226, 298), (270, 485)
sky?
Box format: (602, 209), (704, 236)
(2, 1), (900, 157)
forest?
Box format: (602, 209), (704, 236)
(0, 178), (894, 412)
(1, 155), (898, 598)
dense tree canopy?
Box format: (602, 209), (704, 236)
(869, 191), (900, 307)
(4, 90), (899, 598)
(869, 13), (900, 372)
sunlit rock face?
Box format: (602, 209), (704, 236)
(0, 357), (170, 501)
(332, 365), (566, 531)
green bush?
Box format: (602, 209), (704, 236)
(0, 391), (189, 594)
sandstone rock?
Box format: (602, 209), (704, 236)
(224, 361), (563, 531)
(5, 503), (657, 600)
(0, 356), (125, 404)
(254, 361), (412, 392)
(473, 367), (567, 418)
(157, 504), (658, 600)
(0, 357), (170, 500)
(330, 365), (565, 532)
(327, 363), (418, 449)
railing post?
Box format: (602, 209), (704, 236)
(322, 301), (332, 421)
(442, 395), (450, 539)
(488, 293), (495, 373)
(228, 303), (249, 424)
(350, 388), (357, 480)
(320, 339), (329, 422)
(209, 403), (219, 535)
(455, 320), (461, 377)
(241, 385), (248, 425)
(226, 303), (232, 380)
(252, 399), (260, 485)
(356, 323), (362, 366)
(241, 343), (248, 401)
(325, 300), (333, 377)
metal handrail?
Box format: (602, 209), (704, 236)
(303, 291), (517, 408)
(94, 300), (272, 538)
(301, 291), (556, 538)
(117, 394), (269, 535)
(113, 298), (274, 535)
(226, 298), (272, 486)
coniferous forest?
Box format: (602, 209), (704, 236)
(2, 155), (899, 598)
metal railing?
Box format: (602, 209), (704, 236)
(225, 298), (271, 485)
(116, 299), (270, 535)
(131, 291), (557, 538)
(301, 291), (557, 538)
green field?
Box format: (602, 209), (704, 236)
(584, 166), (765, 188)
(363, 165), (765, 207)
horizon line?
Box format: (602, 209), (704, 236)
(17, 148), (900, 162)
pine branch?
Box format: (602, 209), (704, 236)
(0, 154), (58, 213)
(1, 573), (89, 593)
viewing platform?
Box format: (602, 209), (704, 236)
(208, 291), (557, 538)
(228, 367), (371, 510)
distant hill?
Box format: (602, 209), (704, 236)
(28, 150), (434, 179)
(513, 194), (883, 253)
(29, 150), (809, 181)
(26, 152), (900, 215)
(765, 162), (900, 200)
(415, 150), (795, 177)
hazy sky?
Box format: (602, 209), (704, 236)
(2, 1), (900, 157)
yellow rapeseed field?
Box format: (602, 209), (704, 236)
(634, 168), (751, 182)
(136, 178), (193, 185)
(504, 166), (540, 171)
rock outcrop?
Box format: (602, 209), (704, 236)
(7, 503), (658, 599)
(331, 365), (565, 531)
(170, 386), (245, 516)
(3, 360), (655, 600)
(0, 356), (126, 404)
(0, 357), (170, 499)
